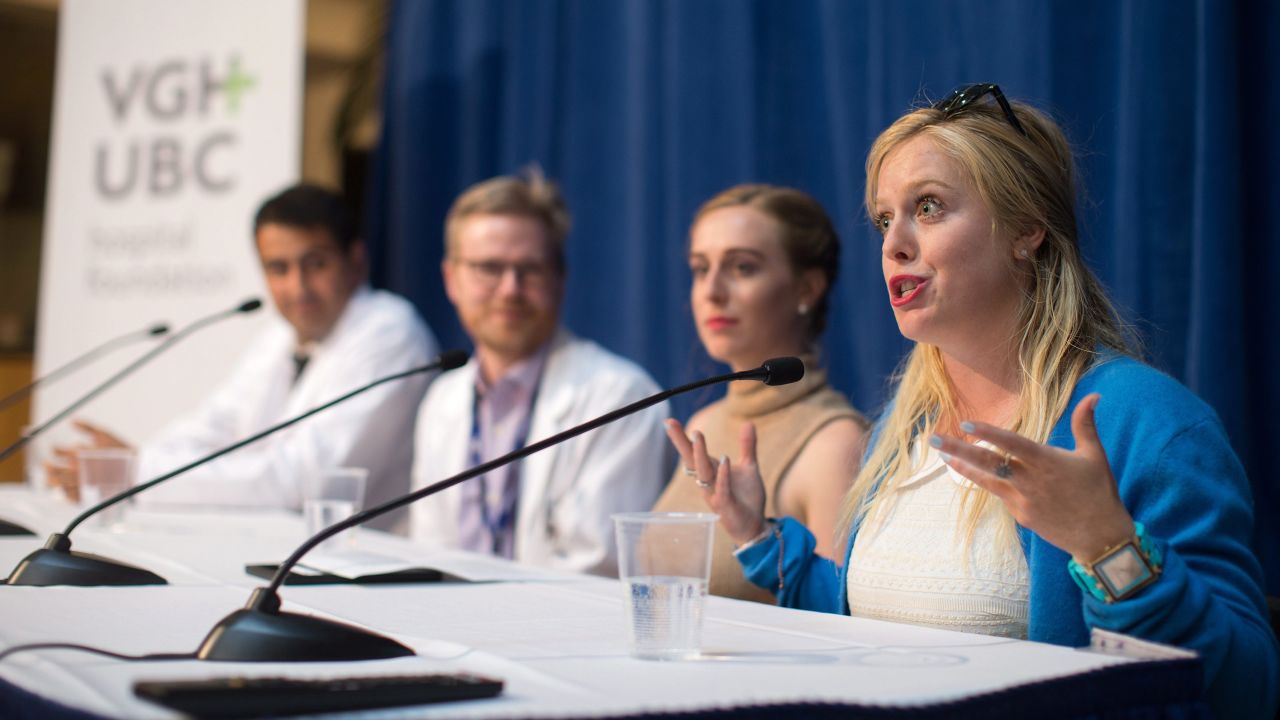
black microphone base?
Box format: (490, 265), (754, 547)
(0, 518), (34, 536)
(196, 608), (415, 662)
(6, 547), (167, 586)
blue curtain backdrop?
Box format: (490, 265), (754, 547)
(367, 0), (1280, 591)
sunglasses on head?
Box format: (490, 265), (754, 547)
(932, 83), (1027, 137)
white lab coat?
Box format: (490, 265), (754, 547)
(410, 329), (671, 576)
(137, 287), (439, 533)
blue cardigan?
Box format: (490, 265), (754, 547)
(737, 355), (1278, 719)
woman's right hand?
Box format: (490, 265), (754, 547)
(664, 418), (768, 544)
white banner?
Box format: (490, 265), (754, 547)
(34, 0), (303, 452)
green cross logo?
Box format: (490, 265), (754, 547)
(223, 57), (256, 115)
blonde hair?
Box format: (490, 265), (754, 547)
(838, 99), (1135, 545)
(444, 165), (571, 270)
(693, 184), (840, 338)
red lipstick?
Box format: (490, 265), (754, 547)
(704, 316), (738, 331)
(889, 275), (927, 307)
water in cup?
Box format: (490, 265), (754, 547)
(613, 512), (717, 661)
(78, 447), (136, 531)
(21, 425), (44, 494)
(625, 575), (708, 660)
(304, 499), (357, 536)
(302, 467), (367, 549)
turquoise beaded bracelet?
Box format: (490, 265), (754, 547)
(1068, 521), (1163, 603)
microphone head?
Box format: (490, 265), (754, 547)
(237, 298), (263, 314)
(148, 323), (171, 336)
(761, 356), (805, 386)
(436, 349), (469, 371)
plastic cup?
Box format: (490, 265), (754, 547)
(302, 467), (368, 548)
(20, 425), (43, 494)
(78, 448), (136, 530)
(612, 512), (717, 660)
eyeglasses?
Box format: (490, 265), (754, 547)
(455, 258), (555, 290)
(932, 83), (1027, 137)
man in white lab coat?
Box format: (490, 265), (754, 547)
(411, 169), (670, 575)
(51, 184), (438, 532)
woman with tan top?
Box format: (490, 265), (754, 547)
(654, 184), (868, 603)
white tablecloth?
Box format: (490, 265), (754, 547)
(0, 487), (1192, 718)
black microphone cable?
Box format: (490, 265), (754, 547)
(0, 643), (195, 663)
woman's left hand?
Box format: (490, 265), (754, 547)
(931, 393), (1134, 561)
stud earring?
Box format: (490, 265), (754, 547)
(1017, 248), (1030, 260)
(798, 303), (809, 316)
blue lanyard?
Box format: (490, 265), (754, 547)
(468, 381), (540, 554)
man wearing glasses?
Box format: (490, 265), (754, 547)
(410, 169), (670, 576)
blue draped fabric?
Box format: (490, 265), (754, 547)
(369, 0), (1280, 592)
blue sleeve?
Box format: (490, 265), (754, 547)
(734, 517), (844, 613)
(1086, 415), (1279, 719)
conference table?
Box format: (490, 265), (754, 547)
(0, 486), (1203, 719)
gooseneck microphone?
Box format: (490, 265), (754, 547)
(0, 299), (263, 464)
(0, 323), (171, 537)
(194, 356), (805, 663)
(5, 350), (470, 588)
(0, 323), (170, 413)
(0, 520), (33, 537)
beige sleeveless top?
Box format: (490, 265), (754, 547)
(653, 357), (865, 603)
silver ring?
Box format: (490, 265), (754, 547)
(994, 460), (1013, 480)
(682, 465), (697, 477)
(695, 479), (713, 489)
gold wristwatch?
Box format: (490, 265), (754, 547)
(1067, 522), (1163, 603)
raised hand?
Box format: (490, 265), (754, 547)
(71, 419), (130, 450)
(664, 417), (719, 482)
(664, 418), (767, 544)
(40, 419), (132, 503)
(44, 445), (81, 502)
(929, 393), (1135, 562)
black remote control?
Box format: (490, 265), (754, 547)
(133, 672), (504, 718)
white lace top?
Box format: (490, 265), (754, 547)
(845, 441), (1030, 639)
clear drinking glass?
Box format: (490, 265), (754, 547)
(77, 447), (136, 530)
(612, 512), (718, 660)
(302, 467), (368, 548)
(21, 425), (44, 494)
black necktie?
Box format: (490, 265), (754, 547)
(291, 352), (310, 386)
